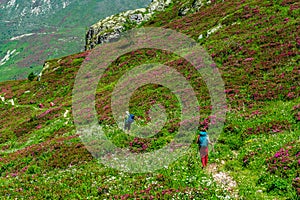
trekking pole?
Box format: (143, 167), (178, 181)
(210, 138), (216, 153)
(211, 142), (215, 153)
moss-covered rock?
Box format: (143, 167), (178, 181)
(85, 0), (173, 50)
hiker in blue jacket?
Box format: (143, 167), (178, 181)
(197, 128), (211, 168)
(124, 111), (134, 132)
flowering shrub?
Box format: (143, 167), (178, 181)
(14, 107), (62, 137)
(292, 104), (300, 122)
(246, 120), (291, 136)
(113, 186), (212, 199)
(253, 141), (300, 195)
(0, 85), (14, 99)
(266, 141), (300, 193)
(60, 51), (89, 67)
(0, 135), (92, 176)
(292, 177), (300, 196)
(129, 137), (152, 153)
(242, 148), (261, 167)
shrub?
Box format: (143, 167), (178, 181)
(266, 141), (299, 178)
(27, 165), (41, 174)
(292, 177), (300, 196)
(266, 178), (290, 194)
(28, 72), (36, 81)
(71, 58), (84, 66)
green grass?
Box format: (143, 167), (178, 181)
(0, 0), (151, 82)
(0, 0), (299, 198)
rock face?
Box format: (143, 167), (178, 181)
(178, 0), (203, 16)
(85, 0), (173, 50)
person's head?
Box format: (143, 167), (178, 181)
(200, 127), (207, 132)
(126, 111), (129, 115)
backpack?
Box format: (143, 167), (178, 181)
(198, 131), (208, 147)
(127, 114), (135, 123)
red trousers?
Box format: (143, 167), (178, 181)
(201, 155), (208, 167)
(199, 146), (208, 167)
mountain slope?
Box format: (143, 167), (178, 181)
(0, 0), (151, 81)
(0, 0), (299, 199)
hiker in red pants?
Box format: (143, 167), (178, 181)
(197, 129), (211, 168)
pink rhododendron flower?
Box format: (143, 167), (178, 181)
(244, 57), (254, 61)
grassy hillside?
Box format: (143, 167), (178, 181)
(0, 0), (299, 199)
(0, 0), (151, 81)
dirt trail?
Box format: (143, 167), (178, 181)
(206, 163), (239, 199)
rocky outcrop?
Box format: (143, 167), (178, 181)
(38, 62), (50, 81)
(85, 0), (173, 50)
(178, 0), (203, 16)
(84, 0), (217, 50)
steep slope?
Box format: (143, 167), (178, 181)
(0, 0), (151, 81)
(0, 0), (299, 199)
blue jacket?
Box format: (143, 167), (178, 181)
(198, 131), (208, 147)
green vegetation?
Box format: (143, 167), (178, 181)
(0, 0), (151, 82)
(27, 72), (37, 81)
(0, 0), (299, 199)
